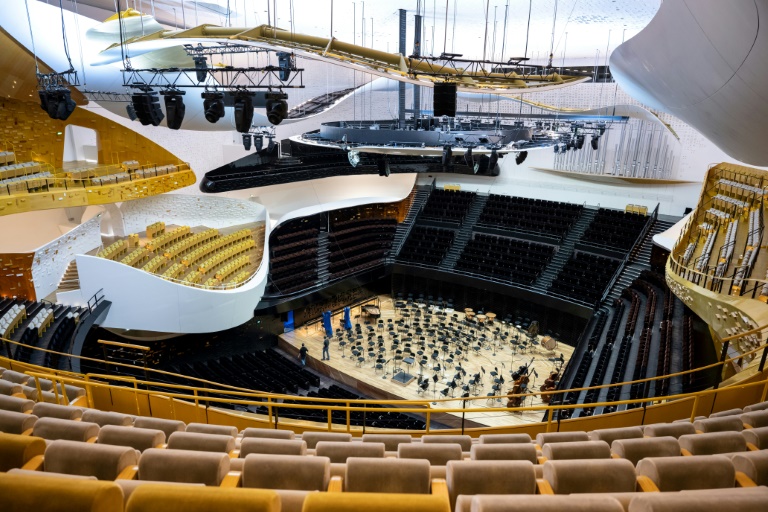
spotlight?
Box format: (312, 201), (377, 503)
(348, 149), (360, 167)
(566, 140), (574, 151)
(277, 52), (294, 81)
(597, 122), (606, 135)
(253, 135), (264, 152)
(553, 144), (559, 154)
(575, 135), (585, 150)
(377, 157), (390, 177)
(233, 90), (255, 133)
(193, 56), (208, 83)
(201, 91), (225, 124)
(242, 134), (252, 150)
(515, 151), (528, 165)
(38, 91), (49, 113)
(441, 145), (452, 170)
(39, 88), (76, 121)
(266, 98), (288, 125)
(125, 103), (137, 121)
(591, 135), (599, 151)
(161, 89), (186, 130)
(131, 90), (164, 126)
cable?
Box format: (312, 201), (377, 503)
(58, 0), (75, 71)
(72, 0), (87, 84)
(23, 0), (40, 74)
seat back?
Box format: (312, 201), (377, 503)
(478, 433), (532, 444)
(98, 425), (165, 452)
(0, 471), (123, 511)
(535, 431), (589, 446)
(1, 370), (30, 384)
(744, 401), (768, 413)
(242, 453), (330, 491)
(446, 460), (536, 510)
(636, 455), (735, 491)
(588, 427), (644, 446)
(345, 457), (430, 494)
(45, 439), (138, 480)
(730, 450), (768, 486)
(421, 434), (472, 451)
(542, 440), (611, 460)
(741, 425), (768, 449)
(693, 416), (743, 433)
(185, 423), (237, 437)
(138, 448), (230, 486)
(239, 438), (307, 457)
(610, 436), (680, 465)
(0, 409), (37, 435)
(465, 494), (624, 512)
(166, 431), (235, 453)
(301, 432), (352, 449)
(133, 417), (185, 439)
(0, 432), (46, 471)
(32, 417), (99, 442)
(0, 394), (34, 413)
(315, 441), (385, 463)
(125, 483), (280, 512)
(301, 492), (449, 512)
(643, 422), (696, 438)
(241, 427), (295, 440)
(0, 380), (22, 396)
(81, 410), (134, 427)
(628, 488), (768, 512)
(543, 459), (637, 494)
(740, 410), (768, 429)
(362, 434), (412, 451)
(678, 431), (746, 455)
(31, 402), (83, 421)
(709, 408), (743, 418)
(470, 443), (537, 463)
(398, 442), (463, 465)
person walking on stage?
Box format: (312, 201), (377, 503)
(299, 343), (308, 366)
(322, 338), (330, 360)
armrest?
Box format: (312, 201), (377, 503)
(537, 456), (548, 464)
(116, 465), (138, 480)
(21, 428), (33, 436)
(430, 478), (449, 500)
(327, 476), (343, 492)
(156, 444), (168, 449)
(746, 442), (759, 451)
(735, 471), (757, 488)
(86, 437), (98, 443)
(229, 450), (240, 459)
(536, 479), (554, 495)
(743, 424), (752, 430)
(21, 455), (44, 471)
(636, 476), (659, 492)
(680, 449), (693, 456)
(220, 471), (241, 488)
(610, 453), (621, 459)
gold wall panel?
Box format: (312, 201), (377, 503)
(0, 253), (36, 300)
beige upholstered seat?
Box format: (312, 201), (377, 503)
(345, 457), (430, 494)
(0, 409), (37, 435)
(0, 379), (23, 396)
(729, 450), (768, 486)
(133, 416), (185, 438)
(98, 425), (165, 452)
(0, 394), (34, 413)
(241, 427), (295, 440)
(43, 439), (138, 480)
(301, 431), (352, 449)
(166, 431), (235, 453)
(138, 448), (230, 486)
(740, 410), (768, 429)
(420, 434), (473, 451)
(478, 433), (532, 444)
(465, 494), (624, 512)
(588, 427), (644, 446)
(117, 480), (204, 503)
(678, 431), (746, 455)
(0, 432), (46, 471)
(535, 431), (589, 447)
(398, 441), (463, 465)
(239, 437), (307, 457)
(627, 487), (768, 512)
(1, 370), (30, 385)
(8, 468), (97, 480)
(0, 471), (124, 512)
(302, 491), (449, 512)
(32, 417), (99, 442)
(55, 383), (86, 403)
(543, 459), (637, 494)
(741, 425), (768, 449)
(743, 401), (768, 413)
(31, 402), (83, 421)
(362, 433), (412, 451)
(185, 423), (237, 437)
(315, 440), (385, 463)
(635, 455), (737, 491)
(693, 416), (743, 433)
(447, 460), (536, 511)
(81, 409), (134, 427)
(643, 422), (695, 438)
(125, 483), (280, 512)
(470, 443), (537, 462)
(542, 440), (611, 460)
(611, 437), (680, 465)
(242, 453), (330, 491)
(709, 408), (743, 418)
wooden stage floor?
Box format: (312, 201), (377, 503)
(279, 295), (575, 428)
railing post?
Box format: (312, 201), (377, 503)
(327, 408), (333, 431)
(690, 395), (700, 422)
(545, 406), (554, 432)
(194, 389), (202, 423)
(348, 402), (353, 434)
(759, 344), (768, 373)
(425, 408), (431, 433)
(713, 340), (730, 391)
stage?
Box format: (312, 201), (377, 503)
(279, 295), (575, 428)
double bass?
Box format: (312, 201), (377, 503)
(539, 370), (561, 404)
(506, 360), (533, 408)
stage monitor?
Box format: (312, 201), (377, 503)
(433, 83), (457, 117)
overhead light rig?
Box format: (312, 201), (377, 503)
(407, 53), (565, 87)
(37, 70), (80, 121)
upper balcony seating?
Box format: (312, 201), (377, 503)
(267, 217), (323, 295)
(420, 189), (476, 224)
(397, 226), (455, 266)
(478, 195), (583, 241)
(581, 209), (648, 252)
(455, 234), (555, 286)
(548, 252), (621, 306)
(328, 218), (397, 280)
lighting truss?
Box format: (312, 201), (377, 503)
(82, 90), (132, 102)
(36, 69), (80, 89)
(406, 53), (565, 86)
(121, 65), (304, 90)
(182, 42), (272, 57)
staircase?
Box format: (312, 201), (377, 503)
(533, 207), (598, 292)
(439, 193), (489, 270)
(58, 260), (80, 291)
(316, 231), (330, 285)
(391, 185), (432, 258)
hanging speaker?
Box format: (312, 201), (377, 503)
(433, 83), (457, 117)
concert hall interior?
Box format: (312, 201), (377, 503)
(1, 1), (768, 511)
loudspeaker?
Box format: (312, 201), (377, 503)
(266, 99), (288, 125)
(131, 92), (164, 126)
(433, 83), (457, 117)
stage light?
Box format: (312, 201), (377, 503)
(576, 135), (585, 150)
(125, 103), (137, 121)
(266, 98), (288, 125)
(39, 88), (76, 121)
(348, 149), (360, 167)
(161, 89), (186, 130)
(233, 90), (255, 133)
(38, 91), (49, 113)
(597, 122), (606, 135)
(131, 90), (164, 126)
(515, 151), (528, 165)
(253, 135), (264, 152)
(463, 147), (473, 168)
(277, 52), (294, 81)
(377, 157), (390, 177)
(201, 91), (225, 124)
(193, 56), (208, 83)
(553, 144), (559, 154)
(441, 145), (452, 169)
(591, 135), (599, 150)
(490, 148), (499, 169)
(566, 140), (573, 151)
(242, 134), (252, 150)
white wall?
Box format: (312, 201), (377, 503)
(63, 125), (98, 163)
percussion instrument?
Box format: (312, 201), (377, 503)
(541, 336), (557, 351)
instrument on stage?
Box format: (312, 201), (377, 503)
(539, 369), (561, 404)
(506, 359), (535, 408)
(362, 305), (381, 317)
(541, 336), (557, 351)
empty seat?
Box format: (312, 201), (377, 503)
(0, 380), (22, 396)
(242, 453), (330, 491)
(97, 425), (165, 452)
(0, 410), (37, 435)
(346, 457), (430, 494)
(478, 433), (532, 444)
(241, 427), (295, 440)
(398, 442), (463, 465)
(138, 448), (230, 486)
(240, 437), (307, 457)
(0, 432), (46, 471)
(543, 459), (638, 494)
(611, 437), (681, 465)
(302, 492), (448, 512)
(1, 370), (30, 385)
(362, 433), (412, 451)
(643, 422), (696, 438)
(636, 455), (738, 491)
(81, 410), (134, 427)
(678, 431), (746, 455)
(126, 483), (280, 512)
(542, 440), (611, 460)
(463, 494), (624, 512)
(730, 450), (768, 486)
(743, 401), (768, 413)
(133, 417), (185, 438)
(166, 431), (235, 453)
(185, 423), (237, 437)
(627, 488), (768, 512)
(116, 480), (203, 504)
(0, 471), (123, 512)
(43, 439), (138, 480)
(536, 431), (589, 447)
(301, 431), (352, 449)
(709, 408), (743, 418)
(0, 394), (34, 413)
(421, 435), (472, 451)
(741, 426), (768, 449)
(32, 417), (99, 442)
(740, 410), (768, 429)
(31, 402), (83, 421)
(588, 427), (644, 446)
(693, 416), (743, 433)
(470, 443), (537, 463)
(447, 460), (536, 511)
(315, 440), (385, 463)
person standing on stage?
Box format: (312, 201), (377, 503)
(299, 343), (308, 366)
(322, 338), (330, 360)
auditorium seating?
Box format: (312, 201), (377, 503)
(581, 208), (648, 251)
(328, 217), (397, 280)
(478, 195), (583, 242)
(455, 234), (555, 285)
(548, 252), (621, 306)
(420, 189), (476, 224)
(397, 226), (454, 266)
(268, 216), (322, 294)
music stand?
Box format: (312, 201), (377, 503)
(431, 374), (439, 404)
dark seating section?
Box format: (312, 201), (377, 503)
(455, 234), (555, 285)
(420, 189), (475, 224)
(328, 217), (397, 280)
(581, 208), (648, 251)
(267, 216), (322, 294)
(478, 195), (583, 241)
(397, 226), (454, 266)
(548, 252), (620, 306)
(682, 311), (695, 392)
